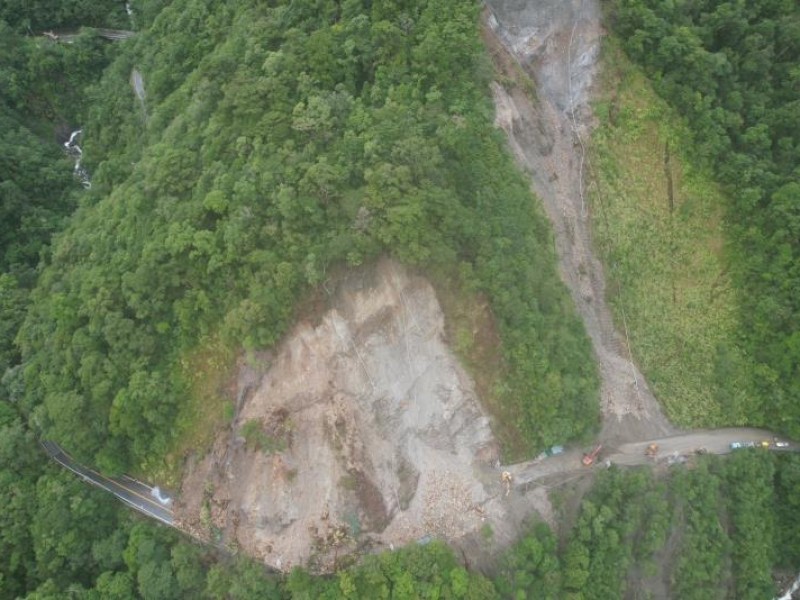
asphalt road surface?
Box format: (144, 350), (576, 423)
(606, 427), (794, 466)
(506, 427), (797, 487)
(43, 427), (795, 528)
(41, 440), (174, 526)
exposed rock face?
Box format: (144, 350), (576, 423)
(176, 259), (523, 572)
(487, 0), (601, 114)
(176, 0), (680, 573)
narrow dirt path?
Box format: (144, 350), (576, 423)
(484, 0), (675, 446)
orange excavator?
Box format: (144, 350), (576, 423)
(582, 445), (603, 466)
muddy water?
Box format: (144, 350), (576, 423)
(485, 0), (675, 444)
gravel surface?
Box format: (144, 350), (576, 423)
(508, 428), (795, 486)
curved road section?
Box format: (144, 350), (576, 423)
(41, 440), (174, 526)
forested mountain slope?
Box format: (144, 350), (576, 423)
(17, 0), (597, 474)
(1, 0), (599, 595)
(2, 0), (800, 597)
(611, 0), (800, 435)
(0, 18), (115, 369)
(497, 452), (800, 600)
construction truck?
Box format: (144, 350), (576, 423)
(645, 443), (658, 458)
(582, 445), (602, 466)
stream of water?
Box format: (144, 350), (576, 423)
(776, 572), (800, 600)
(125, 2), (135, 28)
(63, 129), (91, 189)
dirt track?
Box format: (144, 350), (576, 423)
(607, 428), (796, 466)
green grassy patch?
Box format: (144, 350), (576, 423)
(431, 270), (522, 457)
(241, 418), (285, 454)
(141, 334), (236, 486)
(590, 40), (755, 427)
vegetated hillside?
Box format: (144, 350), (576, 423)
(0, 20), (115, 368)
(0, 0), (128, 33)
(0, 0), (597, 596)
(609, 0), (800, 435)
(0, 8), (149, 599)
(496, 452), (800, 600)
(3, 3), (800, 600)
(589, 43), (757, 427)
(17, 0), (598, 474)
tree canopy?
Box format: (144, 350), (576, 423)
(17, 0), (598, 472)
(612, 0), (800, 436)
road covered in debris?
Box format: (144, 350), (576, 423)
(607, 428), (795, 466)
(505, 427), (796, 488)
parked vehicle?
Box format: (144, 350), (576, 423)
(731, 441), (763, 449)
(535, 445), (566, 461)
(545, 445), (565, 457)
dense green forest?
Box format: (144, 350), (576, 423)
(15, 0), (598, 476)
(0, 0), (596, 595)
(3, 0), (800, 597)
(0, 18), (115, 365)
(498, 453), (800, 600)
(610, 0), (800, 435)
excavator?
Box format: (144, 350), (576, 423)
(582, 445), (603, 466)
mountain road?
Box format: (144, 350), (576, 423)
(41, 440), (174, 527)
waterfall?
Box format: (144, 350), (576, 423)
(125, 2), (135, 28)
(63, 129), (91, 189)
(776, 572), (800, 600)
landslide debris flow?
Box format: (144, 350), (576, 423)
(175, 260), (551, 572)
(485, 0), (675, 444)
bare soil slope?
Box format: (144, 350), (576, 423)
(485, 0), (675, 445)
(176, 260), (549, 572)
